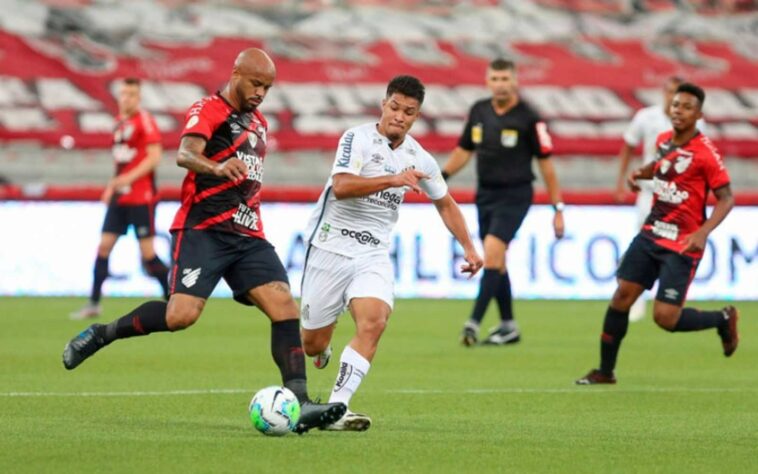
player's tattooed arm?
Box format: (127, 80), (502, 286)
(177, 135), (247, 181)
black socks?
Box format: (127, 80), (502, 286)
(470, 269), (501, 324)
(104, 301), (169, 343)
(90, 257), (109, 303)
(673, 308), (726, 332)
(599, 307), (629, 376)
(144, 256), (170, 300)
(270, 319), (309, 403)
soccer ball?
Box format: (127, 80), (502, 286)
(248, 386), (301, 436)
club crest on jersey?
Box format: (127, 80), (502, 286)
(318, 223), (331, 242)
(371, 153), (384, 164)
(248, 131), (257, 148)
(185, 115), (199, 130)
(501, 129), (518, 147)
(674, 154), (693, 174)
(114, 123), (134, 142)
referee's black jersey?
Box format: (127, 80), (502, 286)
(458, 98), (553, 188)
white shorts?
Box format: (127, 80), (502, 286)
(300, 246), (394, 330)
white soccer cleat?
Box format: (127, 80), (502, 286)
(313, 345), (332, 369)
(322, 410), (372, 432)
(69, 303), (102, 320)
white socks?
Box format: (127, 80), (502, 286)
(328, 345), (371, 406)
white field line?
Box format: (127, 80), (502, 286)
(1, 386), (757, 398)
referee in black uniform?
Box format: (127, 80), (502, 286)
(442, 58), (565, 346)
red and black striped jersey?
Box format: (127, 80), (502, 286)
(112, 110), (161, 205)
(171, 93), (268, 239)
(641, 130), (730, 259)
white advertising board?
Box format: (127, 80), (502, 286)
(1, 202), (756, 300)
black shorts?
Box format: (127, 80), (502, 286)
(102, 200), (156, 238)
(475, 183), (533, 242)
(617, 234), (700, 306)
(168, 229), (289, 305)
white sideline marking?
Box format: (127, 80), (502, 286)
(1, 387), (756, 398)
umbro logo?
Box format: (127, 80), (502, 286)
(181, 268), (201, 288)
(664, 288), (679, 300)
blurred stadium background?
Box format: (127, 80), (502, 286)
(1, 0), (756, 299)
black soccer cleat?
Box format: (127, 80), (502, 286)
(294, 401), (347, 434)
(718, 306), (739, 357)
(62, 324), (109, 370)
(575, 369), (617, 385)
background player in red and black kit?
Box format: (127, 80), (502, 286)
(71, 78), (170, 320)
(577, 83), (740, 385)
(62, 49), (346, 432)
(442, 58), (565, 346)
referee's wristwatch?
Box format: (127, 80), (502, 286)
(552, 202), (565, 213)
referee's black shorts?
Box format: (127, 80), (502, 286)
(168, 229), (289, 306)
(475, 183), (533, 243)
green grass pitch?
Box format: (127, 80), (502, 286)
(1, 297), (756, 473)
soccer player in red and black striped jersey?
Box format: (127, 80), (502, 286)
(62, 49), (346, 431)
(70, 78), (170, 320)
(577, 83), (739, 385)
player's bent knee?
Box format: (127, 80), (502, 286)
(301, 329), (330, 355)
(166, 296), (204, 331)
(652, 310), (678, 331)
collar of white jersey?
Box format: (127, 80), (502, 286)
(372, 123), (413, 151)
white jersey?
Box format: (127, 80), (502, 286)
(304, 122), (448, 257)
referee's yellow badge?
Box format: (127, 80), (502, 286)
(501, 129), (518, 147)
(472, 123), (483, 144)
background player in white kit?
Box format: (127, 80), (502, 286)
(615, 76), (705, 321)
(300, 75), (483, 431)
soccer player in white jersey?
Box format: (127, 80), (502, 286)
(615, 76), (706, 321)
(299, 75), (484, 431)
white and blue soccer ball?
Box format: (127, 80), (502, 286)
(248, 386), (301, 436)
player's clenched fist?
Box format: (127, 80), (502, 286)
(214, 158), (248, 181)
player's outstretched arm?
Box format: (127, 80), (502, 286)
(432, 193), (483, 277)
(332, 169), (427, 199)
(177, 135), (247, 181)
(680, 184), (734, 254)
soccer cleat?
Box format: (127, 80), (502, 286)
(294, 400), (347, 434)
(322, 410), (372, 432)
(718, 306), (739, 357)
(460, 322), (479, 347)
(69, 302), (102, 320)
(62, 324), (108, 370)
(482, 327), (521, 345)
(575, 369), (617, 385)
(313, 345), (332, 369)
